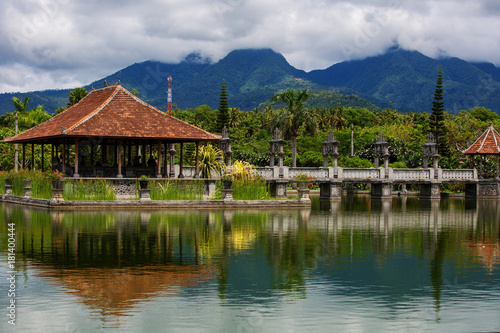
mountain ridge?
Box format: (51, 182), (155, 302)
(1, 48), (499, 114)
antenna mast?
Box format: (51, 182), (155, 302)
(167, 75), (172, 116)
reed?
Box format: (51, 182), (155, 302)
(6, 170), (53, 199)
(63, 178), (116, 201)
(149, 180), (203, 200)
(232, 178), (271, 200)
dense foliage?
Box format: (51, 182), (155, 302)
(1, 87), (499, 173)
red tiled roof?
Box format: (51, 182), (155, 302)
(463, 123), (500, 155)
(5, 85), (220, 143)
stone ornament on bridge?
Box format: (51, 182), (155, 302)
(219, 126), (232, 167)
(322, 130), (339, 169)
(373, 132), (389, 170)
(269, 128), (285, 169)
(423, 133), (439, 170)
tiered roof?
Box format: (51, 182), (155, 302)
(5, 84), (220, 143)
(463, 123), (500, 155)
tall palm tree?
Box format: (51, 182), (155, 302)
(272, 89), (316, 167)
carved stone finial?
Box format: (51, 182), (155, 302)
(222, 126), (229, 139)
(272, 128), (281, 140)
(103, 80), (108, 87)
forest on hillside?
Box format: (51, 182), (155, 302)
(0, 87), (498, 174)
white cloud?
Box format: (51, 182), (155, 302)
(1, 0), (500, 93)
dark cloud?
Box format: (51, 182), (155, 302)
(1, 0), (499, 92)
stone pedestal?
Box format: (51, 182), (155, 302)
(23, 180), (32, 198)
(222, 189), (234, 201)
(51, 189), (64, 203)
(298, 188), (311, 203)
(203, 179), (216, 200)
(371, 180), (392, 198)
(319, 181), (342, 199)
(139, 188), (151, 201)
(3, 179), (12, 198)
(268, 180), (288, 198)
(419, 181), (441, 199)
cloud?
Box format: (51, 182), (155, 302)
(1, 0), (499, 93)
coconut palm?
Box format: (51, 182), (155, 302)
(271, 89), (316, 167)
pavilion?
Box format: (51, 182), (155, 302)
(4, 83), (221, 178)
(463, 122), (500, 178)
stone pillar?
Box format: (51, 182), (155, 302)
(371, 180), (392, 198)
(269, 128), (285, 174)
(268, 179), (288, 198)
(219, 126), (232, 167)
(169, 143), (176, 178)
(319, 180), (342, 199)
(419, 181), (441, 199)
(322, 130), (338, 171)
(373, 132), (388, 169)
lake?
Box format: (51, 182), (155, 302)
(1, 196), (499, 332)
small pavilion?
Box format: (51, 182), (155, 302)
(4, 83), (221, 178)
(463, 123), (500, 179)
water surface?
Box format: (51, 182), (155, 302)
(1, 196), (499, 332)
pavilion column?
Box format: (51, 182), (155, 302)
(74, 139), (80, 178)
(163, 143), (168, 177)
(178, 142), (184, 178)
(128, 144), (132, 166)
(142, 144), (146, 166)
(102, 143), (107, 165)
(156, 141), (162, 178)
(22, 144), (26, 170)
(195, 142), (200, 178)
(117, 141), (123, 178)
(41, 144), (45, 172)
(62, 144), (66, 175)
(31, 143), (35, 170)
(90, 145), (94, 165)
(51, 144), (55, 171)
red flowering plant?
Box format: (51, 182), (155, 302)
(44, 169), (64, 181)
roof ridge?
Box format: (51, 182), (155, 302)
(64, 86), (120, 134)
(477, 127), (491, 153)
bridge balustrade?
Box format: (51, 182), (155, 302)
(341, 168), (382, 180)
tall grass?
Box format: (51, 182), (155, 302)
(149, 180), (203, 200)
(63, 178), (116, 201)
(232, 178), (271, 200)
(6, 170), (53, 199)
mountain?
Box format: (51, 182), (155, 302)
(1, 48), (500, 114)
(307, 48), (500, 112)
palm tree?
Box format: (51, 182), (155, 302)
(272, 89), (316, 167)
(12, 96), (30, 112)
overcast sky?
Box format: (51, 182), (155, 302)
(1, 0), (500, 93)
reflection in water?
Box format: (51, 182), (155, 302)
(1, 197), (500, 332)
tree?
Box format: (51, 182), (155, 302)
(67, 87), (88, 107)
(430, 67), (449, 156)
(215, 79), (229, 133)
(272, 89), (316, 167)
(12, 96), (30, 112)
